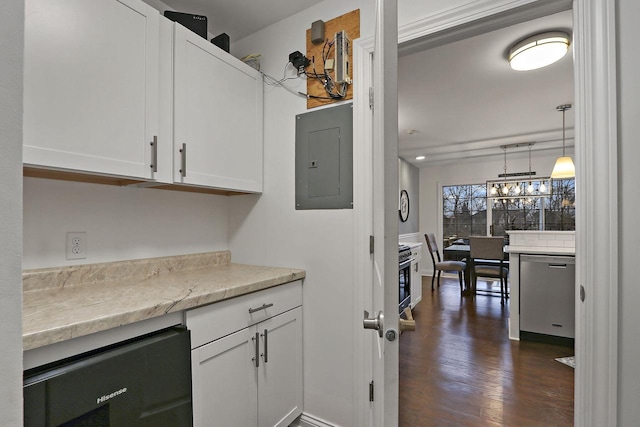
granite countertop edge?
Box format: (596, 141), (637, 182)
(23, 252), (305, 351)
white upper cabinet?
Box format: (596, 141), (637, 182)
(23, 0), (160, 179)
(173, 24), (264, 193)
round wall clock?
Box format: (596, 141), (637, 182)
(399, 190), (409, 222)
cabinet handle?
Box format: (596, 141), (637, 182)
(179, 143), (187, 177)
(150, 135), (158, 172)
(252, 332), (260, 367)
(262, 329), (268, 363)
(549, 263), (567, 268)
(248, 303), (274, 314)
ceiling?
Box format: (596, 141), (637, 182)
(155, 1), (573, 167)
(398, 10), (574, 166)
(159, 0), (322, 41)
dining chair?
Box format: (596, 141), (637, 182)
(425, 233), (466, 292)
(469, 236), (509, 304)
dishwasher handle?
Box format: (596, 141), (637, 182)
(520, 254), (575, 265)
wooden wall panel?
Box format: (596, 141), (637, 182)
(305, 9), (360, 109)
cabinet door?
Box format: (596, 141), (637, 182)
(173, 24), (263, 192)
(257, 307), (303, 427)
(191, 328), (258, 427)
(411, 260), (422, 307)
(23, 0), (159, 179)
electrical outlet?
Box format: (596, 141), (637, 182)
(66, 232), (87, 260)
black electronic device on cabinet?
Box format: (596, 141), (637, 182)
(211, 33), (230, 53)
(164, 10), (207, 39)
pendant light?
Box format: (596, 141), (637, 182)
(501, 146), (509, 195)
(487, 142), (550, 200)
(527, 144), (535, 194)
(551, 104), (575, 179)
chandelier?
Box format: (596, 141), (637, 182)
(486, 143), (550, 200)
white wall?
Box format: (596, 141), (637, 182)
(0, 0), (24, 424)
(228, 2), (374, 424)
(23, 178), (229, 269)
(399, 158), (420, 235)
(617, 0), (640, 423)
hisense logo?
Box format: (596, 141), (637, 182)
(96, 387), (127, 405)
(192, 15), (205, 20)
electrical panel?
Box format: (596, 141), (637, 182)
(295, 103), (353, 210)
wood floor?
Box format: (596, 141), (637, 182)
(399, 276), (574, 427)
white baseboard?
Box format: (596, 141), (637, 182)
(291, 413), (339, 427)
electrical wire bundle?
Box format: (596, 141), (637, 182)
(260, 38), (350, 101)
(303, 38), (348, 100)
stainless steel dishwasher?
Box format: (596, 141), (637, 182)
(520, 254), (576, 339)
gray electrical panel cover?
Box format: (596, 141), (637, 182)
(295, 103), (353, 210)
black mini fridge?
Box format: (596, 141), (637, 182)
(24, 326), (193, 426)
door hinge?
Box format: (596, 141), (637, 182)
(369, 380), (375, 402)
(369, 235), (374, 254)
(369, 87), (374, 110)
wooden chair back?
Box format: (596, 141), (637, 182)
(469, 236), (504, 261)
(425, 233), (442, 263)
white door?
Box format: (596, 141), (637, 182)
(365, 0), (399, 425)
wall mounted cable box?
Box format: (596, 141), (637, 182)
(164, 11), (207, 39)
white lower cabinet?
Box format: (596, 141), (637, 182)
(410, 244), (423, 308)
(187, 282), (302, 427)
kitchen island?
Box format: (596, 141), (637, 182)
(505, 231), (575, 341)
(23, 251), (305, 367)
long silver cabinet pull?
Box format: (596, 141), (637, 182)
(263, 329), (268, 363)
(248, 303), (274, 314)
(150, 135), (158, 172)
(179, 143), (187, 177)
(252, 332), (260, 367)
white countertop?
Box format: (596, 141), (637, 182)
(22, 251), (305, 351)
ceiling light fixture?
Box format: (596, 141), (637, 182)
(551, 104), (575, 179)
(508, 31), (570, 71)
(415, 155), (426, 161)
(487, 143), (550, 200)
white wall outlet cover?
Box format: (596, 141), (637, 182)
(66, 232), (87, 260)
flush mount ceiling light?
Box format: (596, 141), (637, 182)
(508, 31), (570, 71)
(415, 155), (426, 161)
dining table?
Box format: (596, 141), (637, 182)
(443, 243), (509, 296)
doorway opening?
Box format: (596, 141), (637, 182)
(397, 5), (575, 425)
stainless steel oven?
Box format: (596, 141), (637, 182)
(399, 245), (412, 314)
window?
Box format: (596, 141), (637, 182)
(545, 178), (576, 230)
(442, 184), (487, 240)
(442, 179), (575, 241)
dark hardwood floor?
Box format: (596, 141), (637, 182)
(399, 276), (574, 427)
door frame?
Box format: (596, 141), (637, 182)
(353, 0), (618, 425)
